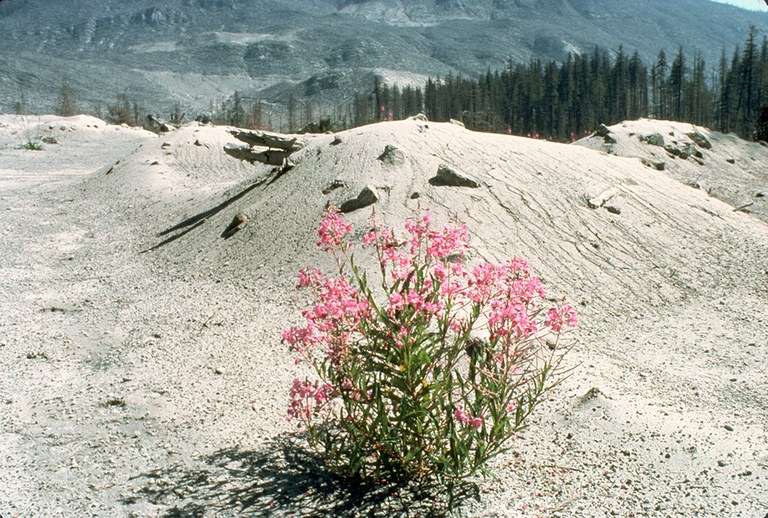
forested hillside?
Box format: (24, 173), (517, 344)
(346, 27), (768, 141)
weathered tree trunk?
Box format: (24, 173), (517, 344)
(223, 143), (293, 166)
(229, 129), (304, 152)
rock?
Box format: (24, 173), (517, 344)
(377, 144), (406, 166)
(42, 136), (59, 144)
(429, 164), (480, 188)
(579, 387), (604, 404)
(410, 192), (420, 199)
(756, 192), (766, 198)
(194, 139), (204, 147)
(106, 160), (120, 175)
(726, 158), (736, 164)
(640, 133), (665, 147)
(605, 204), (622, 215)
(687, 131), (712, 149)
(640, 158), (665, 171)
(331, 135), (343, 146)
(322, 179), (346, 195)
(665, 142), (697, 160)
(449, 118), (465, 128)
(147, 115), (177, 133)
(222, 213), (248, 239)
(596, 123), (611, 137)
(340, 185), (380, 213)
(603, 134), (617, 144)
(587, 187), (617, 209)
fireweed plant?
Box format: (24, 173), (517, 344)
(282, 209), (578, 483)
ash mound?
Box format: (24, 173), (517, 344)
(576, 119), (768, 223)
(116, 118), (767, 319)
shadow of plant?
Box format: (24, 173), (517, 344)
(126, 434), (480, 517)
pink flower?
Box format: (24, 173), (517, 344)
(545, 304), (579, 332)
(426, 224), (468, 260)
(288, 378), (330, 423)
(388, 292), (405, 313)
(317, 210), (352, 251)
(454, 406), (470, 425)
(296, 268), (322, 289)
(455, 406), (484, 430)
(362, 231), (377, 247)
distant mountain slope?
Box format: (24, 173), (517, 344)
(0, 0), (766, 115)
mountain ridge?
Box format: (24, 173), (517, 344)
(1, 0), (766, 116)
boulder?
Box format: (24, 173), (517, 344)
(640, 133), (665, 147)
(665, 142), (697, 160)
(429, 164), (480, 188)
(640, 158), (665, 171)
(586, 187), (618, 210)
(222, 213), (248, 239)
(340, 185), (380, 213)
(377, 144), (406, 166)
(686, 131), (712, 150)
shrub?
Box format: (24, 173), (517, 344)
(19, 139), (43, 151)
(283, 210), (577, 484)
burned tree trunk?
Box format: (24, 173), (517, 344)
(224, 129), (306, 167)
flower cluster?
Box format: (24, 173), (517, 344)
(545, 305), (580, 332)
(282, 209), (577, 482)
(288, 378), (332, 423)
(317, 210), (352, 251)
(454, 406), (484, 430)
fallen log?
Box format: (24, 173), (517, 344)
(224, 143), (292, 166)
(229, 129), (304, 152)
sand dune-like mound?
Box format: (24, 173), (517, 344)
(575, 119), (768, 223)
(1, 116), (767, 516)
(121, 118), (767, 318)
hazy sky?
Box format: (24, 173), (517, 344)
(711, 0), (768, 11)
